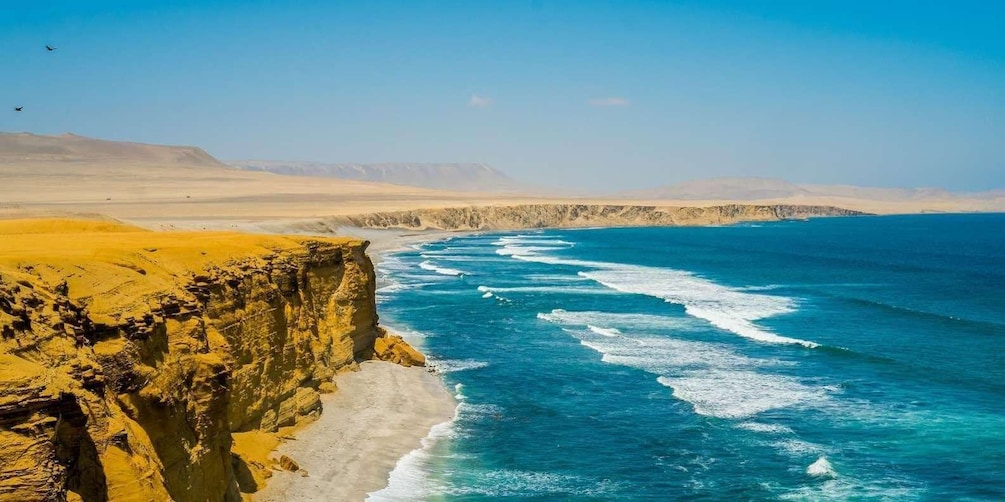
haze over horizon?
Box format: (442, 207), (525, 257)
(2, 1), (1003, 192)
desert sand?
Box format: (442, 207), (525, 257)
(3, 134), (1001, 234)
(1, 132), (1000, 501)
(254, 361), (456, 502)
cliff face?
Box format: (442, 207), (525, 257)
(0, 220), (389, 501)
(335, 203), (866, 230)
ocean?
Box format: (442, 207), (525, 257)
(368, 214), (1005, 500)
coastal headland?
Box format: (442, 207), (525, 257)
(0, 219), (430, 501)
(0, 132), (957, 501)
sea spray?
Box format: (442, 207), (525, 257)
(807, 456), (837, 478)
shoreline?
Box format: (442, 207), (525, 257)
(253, 361), (456, 501)
(253, 232), (460, 501)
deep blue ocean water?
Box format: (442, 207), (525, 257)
(368, 214), (1005, 501)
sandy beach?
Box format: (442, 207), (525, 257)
(254, 361), (456, 502)
(246, 231), (462, 501)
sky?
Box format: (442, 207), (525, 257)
(1, 0), (1003, 192)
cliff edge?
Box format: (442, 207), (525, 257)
(335, 203), (866, 230)
(0, 219), (415, 501)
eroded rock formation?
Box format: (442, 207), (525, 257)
(0, 219), (416, 501)
(335, 203), (866, 230)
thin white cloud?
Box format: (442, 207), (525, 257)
(589, 97), (630, 107)
(468, 94), (494, 108)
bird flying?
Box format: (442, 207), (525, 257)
(14, 107), (23, 112)
(45, 45), (56, 51)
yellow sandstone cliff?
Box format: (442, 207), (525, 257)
(0, 219), (417, 501)
(334, 203), (866, 230)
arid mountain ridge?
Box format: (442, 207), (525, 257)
(622, 176), (1004, 202)
(231, 160), (529, 192)
(2, 132), (1001, 218)
(0, 132), (224, 167)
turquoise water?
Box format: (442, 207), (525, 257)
(368, 214), (1005, 501)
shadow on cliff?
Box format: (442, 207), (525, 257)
(231, 455), (260, 494)
(56, 395), (109, 502)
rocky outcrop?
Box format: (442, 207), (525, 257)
(0, 219), (416, 502)
(368, 330), (426, 368)
(335, 203), (866, 230)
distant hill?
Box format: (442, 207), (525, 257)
(624, 177), (1003, 203)
(231, 160), (529, 192)
(0, 132), (227, 167)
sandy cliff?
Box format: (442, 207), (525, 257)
(0, 220), (415, 501)
(334, 204), (866, 231)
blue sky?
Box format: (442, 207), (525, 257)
(1, 0), (1002, 191)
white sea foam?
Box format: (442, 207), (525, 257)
(563, 317), (824, 420)
(512, 254), (608, 268)
(421, 245), (484, 253)
(376, 282), (408, 294)
(525, 274), (591, 282)
(366, 415), (457, 501)
(430, 359), (490, 373)
(587, 325), (621, 337)
(497, 238), (818, 347)
(579, 268), (818, 348)
(482, 291), (493, 298)
(657, 371), (828, 419)
(418, 260), (468, 277)
(493, 234), (574, 260)
(778, 476), (926, 500)
(736, 422), (794, 434)
(376, 254), (411, 273)
(376, 281), (436, 294)
(478, 285), (616, 295)
(569, 327), (771, 372)
(381, 269), (451, 281)
(538, 309), (700, 331)
(496, 245), (566, 257)
(493, 235), (574, 247)
(807, 456), (837, 478)
(421, 254), (498, 263)
(773, 438), (826, 456)
(685, 304), (815, 347)
(739, 284), (787, 291)
(502, 244), (816, 347)
(456, 401), (504, 418)
(443, 470), (617, 497)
